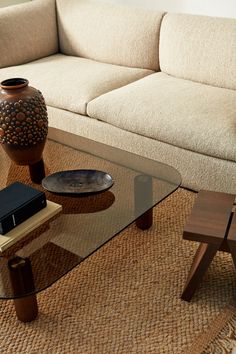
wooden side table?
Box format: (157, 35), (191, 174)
(181, 190), (236, 302)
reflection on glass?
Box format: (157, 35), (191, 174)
(0, 130), (181, 298)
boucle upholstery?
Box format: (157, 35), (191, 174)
(56, 0), (164, 71)
(160, 13), (236, 90)
(0, 0), (58, 69)
(87, 72), (236, 162)
(0, 54), (153, 115)
(47, 106), (236, 194)
(0, 0), (235, 194)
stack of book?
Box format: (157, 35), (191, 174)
(0, 182), (62, 252)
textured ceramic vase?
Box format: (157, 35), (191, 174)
(0, 78), (48, 182)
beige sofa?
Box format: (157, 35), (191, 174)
(0, 0), (235, 193)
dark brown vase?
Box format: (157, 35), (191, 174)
(0, 78), (48, 183)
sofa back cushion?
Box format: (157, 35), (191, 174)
(56, 0), (164, 71)
(160, 13), (236, 90)
(0, 0), (58, 69)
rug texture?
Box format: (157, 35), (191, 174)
(0, 185), (235, 354)
(0, 140), (236, 354)
(202, 310), (236, 354)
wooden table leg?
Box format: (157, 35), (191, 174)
(135, 209), (153, 230)
(8, 256), (38, 322)
(134, 174), (153, 230)
(13, 294), (38, 322)
(181, 242), (221, 302)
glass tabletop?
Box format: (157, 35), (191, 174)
(0, 128), (181, 299)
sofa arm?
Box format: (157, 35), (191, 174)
(0, 0), (58, 69)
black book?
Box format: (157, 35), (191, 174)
(0, 182), (47, 235)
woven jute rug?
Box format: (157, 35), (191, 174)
(0, 187), (235, 354)
(202, 312), (236, 354)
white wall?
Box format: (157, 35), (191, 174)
(102, 0), (236, 18)
(1, 0), (235, 18)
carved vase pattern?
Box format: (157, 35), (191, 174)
(0, 78), (48, 166)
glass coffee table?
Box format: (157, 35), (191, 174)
(0, 127), (181, 322)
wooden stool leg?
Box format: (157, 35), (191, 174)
(228, 243), (236, 271)
(227, 213), (236, 270)
(181, 242), (220, 302)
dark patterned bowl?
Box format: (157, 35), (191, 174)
(42, 169), (114, 195)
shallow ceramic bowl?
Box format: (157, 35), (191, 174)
(42, 169), (114, 195)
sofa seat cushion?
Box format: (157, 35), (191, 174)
(0, 54), (153, 115)
(87, 72), (236, 162)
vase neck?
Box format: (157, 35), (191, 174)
(0, 78), (29, 90)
